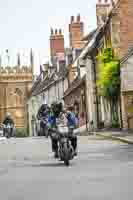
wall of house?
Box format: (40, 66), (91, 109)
(121, 92), (133, 130)
(119, 0), (133, 58)
(64, 81), (86, 128)
(28, 95), (42, 136)
(85, 58), (98, 131)
(121, 54), (133, 130)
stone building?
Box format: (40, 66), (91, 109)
(121, 49), (133, 130)
(0, 49), (33, 129)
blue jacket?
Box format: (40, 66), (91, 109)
(67, 112), (76, 128)
(48, 115), (56, 128)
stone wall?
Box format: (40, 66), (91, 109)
(0, 80), (32, 128)
(121, 92), (133, 130)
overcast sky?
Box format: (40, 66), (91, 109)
(0, 0), (97, 74)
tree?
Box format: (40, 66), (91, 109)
(97, 48), (120, 127)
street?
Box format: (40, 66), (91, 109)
(0, 136), (133, 200)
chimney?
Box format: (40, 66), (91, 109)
(69, 14), (84, 49)
(30, 48), (34, 75)
(96, 0), (111, 27)
(50, 28), (65, 65)
(71, 16), (74, 23)
(59, 29), (62, 35)
(51, 28), (54, 35)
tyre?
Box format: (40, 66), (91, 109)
(64, 159), (69, 166)
(63, 143), (70, 166)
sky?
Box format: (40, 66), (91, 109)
(0, 0), (97, 74)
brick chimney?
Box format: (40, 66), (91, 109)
(96, 0), (111, 27)
(69, 14), (84, 49)
(50, 28), (65, 65)
(119, 0), (133, 57)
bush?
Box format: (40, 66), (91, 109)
(15, 128), (29, 138)
(111, 121), (120, 128)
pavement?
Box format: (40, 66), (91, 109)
(0, 136), (6, 141)
(95, 130), (133, 144)
(0, 136), (133, 199)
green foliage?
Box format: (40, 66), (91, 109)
(15, 128), (29, 138)
(97, 48), (120, 127)
(97, 48), (120, 100)
(111, 120), (120, 128)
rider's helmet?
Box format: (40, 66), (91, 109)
(6, 112), (11, 118)
(42, 100), (47, 108)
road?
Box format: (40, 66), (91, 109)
(0, 136), (133, 200)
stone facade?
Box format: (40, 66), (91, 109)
(121, 52), (133, 130)
(0, 66), (33, 128)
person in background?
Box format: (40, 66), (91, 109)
(3, 113), (14, 137)
(37, 101), (49, 136)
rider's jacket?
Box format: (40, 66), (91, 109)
(37, 104), (49, 120)
(48, 114), (56, 128)
(66, 111), (76, 128)
(3, 117), (14, 126)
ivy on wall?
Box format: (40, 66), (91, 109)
(96, 48), (120, 127)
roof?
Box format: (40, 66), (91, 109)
(121, 47), (133, 64)
(63, 75), (86, 98)
(82, 29), (97, 42)
(31, 64), (68, 96)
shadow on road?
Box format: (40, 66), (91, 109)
(31, 162), (75, 168)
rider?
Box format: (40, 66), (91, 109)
(66, 106), (78, 156)
(37, 101), (49, 136)
(48, 101), (63, 158)
(3, 113), (14, 137)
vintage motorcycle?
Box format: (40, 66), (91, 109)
(50, 126), (74, 166)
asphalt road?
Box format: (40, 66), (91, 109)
(0, 136), (133, 200)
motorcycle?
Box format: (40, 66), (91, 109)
(58, 126), (74, 166)
(50, 126), (74, 166)
(3, 123), (14, 138)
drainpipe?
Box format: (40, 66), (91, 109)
(90, 54), (100, 130)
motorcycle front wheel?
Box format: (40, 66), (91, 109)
(63, 143), (70, 166)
